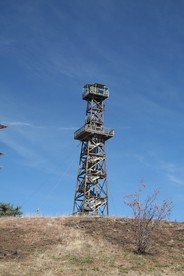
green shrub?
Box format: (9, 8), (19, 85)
(0, 202), (22, 217)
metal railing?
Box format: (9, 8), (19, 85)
(74, 124), (114, 138)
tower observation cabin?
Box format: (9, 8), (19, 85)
(73, 83), (114, 215)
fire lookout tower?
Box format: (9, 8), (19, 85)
(73, 83), (114, 215)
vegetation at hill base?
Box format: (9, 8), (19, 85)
(0, 202), (22, 217)
(0, 216), (183, 275)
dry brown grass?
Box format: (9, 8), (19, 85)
(0, 216), (183, 275)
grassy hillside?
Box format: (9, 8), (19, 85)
(0, 216), (183, 275)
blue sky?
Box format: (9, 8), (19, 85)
(0, 0), (184, 221)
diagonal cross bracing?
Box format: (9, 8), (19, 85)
(73, 83), (114, 215)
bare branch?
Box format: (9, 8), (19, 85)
(124, 181), (173, 254)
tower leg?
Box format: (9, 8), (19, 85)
(73, 136), (109, 215)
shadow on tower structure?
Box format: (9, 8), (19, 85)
(73, 83), (114, 216)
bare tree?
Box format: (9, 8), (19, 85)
(124, 180), (173, 254)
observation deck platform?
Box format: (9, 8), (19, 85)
(74, 124), (114, 141)
(83, 83), (109, 100)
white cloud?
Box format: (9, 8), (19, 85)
(168, 175), (184, 186)
(0, 120), (77, 176)
(0, 133), (43, 168)
(58, 127), (77, 131)
(7, 121), (33, 127)
(159, 161), (184, 186)
(159, 161), (176, 174)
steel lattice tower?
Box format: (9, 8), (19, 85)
(73, 83), (114, 215)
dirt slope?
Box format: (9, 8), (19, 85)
(0, 216), (183, 275)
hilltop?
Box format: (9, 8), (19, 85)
(0, 216), (183, 275)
